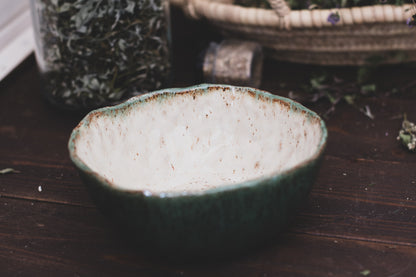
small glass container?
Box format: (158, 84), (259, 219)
(30, 0), (171, 111)
(203, 40), (263, 88)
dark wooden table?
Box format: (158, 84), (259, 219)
(1, 8), (416, 276)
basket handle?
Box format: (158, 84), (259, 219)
(267, 0), (291, 29)
(268, 0), (291, 18)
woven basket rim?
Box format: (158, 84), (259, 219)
(178, 0), (413, 29)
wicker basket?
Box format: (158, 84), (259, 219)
(171, 0), (416, 65)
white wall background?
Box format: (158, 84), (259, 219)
(0, 0), (34, 80)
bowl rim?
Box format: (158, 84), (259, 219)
(68, 84), (327, 198)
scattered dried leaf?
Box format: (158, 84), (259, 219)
(397, 114), (416, 152)
(360, 269), (371, 276)
(0, 168), (20, 175)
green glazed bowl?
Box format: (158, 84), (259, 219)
(68, 84), (327, 258)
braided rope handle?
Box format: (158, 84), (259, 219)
(268, 0), (291, 17)
(268, 0), (291, 28)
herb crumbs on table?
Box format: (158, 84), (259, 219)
(0, 168), (20, 175)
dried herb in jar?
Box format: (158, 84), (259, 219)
(31, 0), (171, 111)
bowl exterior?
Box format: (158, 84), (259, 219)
(78, 154), (323, 257)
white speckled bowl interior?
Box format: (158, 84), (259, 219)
(70, 85), (326, 195)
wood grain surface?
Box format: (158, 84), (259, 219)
(1, 7), (415, 277)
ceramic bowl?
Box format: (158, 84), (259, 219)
(68, 84), (327, 257)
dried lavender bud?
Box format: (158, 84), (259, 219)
(407, 14), (416, 27)
(327, 12), (340, 25)
(31, 0), (171, 111)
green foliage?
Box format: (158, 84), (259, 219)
(289, 68), (379, 119)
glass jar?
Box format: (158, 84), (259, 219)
(30, 0), (171, 111)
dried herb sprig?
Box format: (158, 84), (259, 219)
(288, 72), (376, 119)
(397, 114), (416, 151)
(32, 0), (171, 110)
(360, 269), (371, 276)
(0, 168), (20, 175)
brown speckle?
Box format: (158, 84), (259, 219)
(171, 163), (175, 170)
(254, 161), (260, 169)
